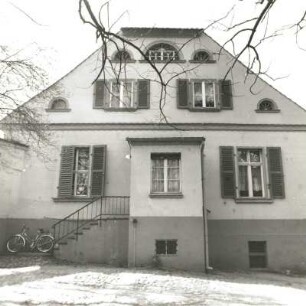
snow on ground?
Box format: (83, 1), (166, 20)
(1, 259), (306, 305)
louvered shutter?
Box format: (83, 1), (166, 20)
(94, 80), (106, 108)
(91, 145), (107, 197)
(220, 146), (236, 198)
(58, 146), (75, 198)
(220, 80), (233, 109)
(137, 79), (150, 109)
(177, 79), (189, 108)
(267, 147), (285, 198)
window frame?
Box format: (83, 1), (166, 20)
(192, 79), (218, 109)
(256, 99), (280, 113)
(150, 153), (181, 195)
(73, 146), (92, 197)
(155, 239), (178, 256)
(46, 97), (71, 112)
(248, 241), (267, 269)
(146, 43), (180, 62)
(235, 147), (271, 200)
(109, 79), (136, 109)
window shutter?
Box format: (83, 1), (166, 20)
(220, 80), (233, 109)
(91, 145), (107, 197)
(137, 79), (150, 109)
(220, 146), (236, 198)
(58, 146), (75, 198)
(177, 79), (189, 108)
(94, 80), (106, 108)
(267, 147), (285, 198)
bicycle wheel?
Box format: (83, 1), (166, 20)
(36, 235), (54, 253)
(7, 235), (25, 253)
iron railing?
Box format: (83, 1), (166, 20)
(52, 196), (130, 242)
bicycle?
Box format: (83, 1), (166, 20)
(6, 225), (54, 253)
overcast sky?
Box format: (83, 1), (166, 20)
(1, 0), (306, 109)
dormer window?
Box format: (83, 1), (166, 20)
(146, 43), (179, 62)
(256, 99), (280, 113)
(113, 50), (132, 62)
(46, 97), (70, 112)
(193, 51), (210, 62)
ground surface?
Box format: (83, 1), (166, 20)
(1, 255), (306, 305)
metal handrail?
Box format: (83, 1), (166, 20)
(52, 196), (130, 242)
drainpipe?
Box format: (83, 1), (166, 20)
(200, 140), (212, 273)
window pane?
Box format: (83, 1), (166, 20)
(77, 148), (90, 170)
(75, 172), (89, 196)
(239, 166), (249, 197)
(250, 150), (261, 162)
(194, 82), (203, 107)
(156, 240), (166, 255)
(249, 255), (266, 268)
(167, 240), (177, 254)
(249, 241), (266, 253)
(122, 82), (132, 107)
(111, 83), (120, 107)
(238, 149), (248, 162)
(205, 82), (215, 107)
(168, 180), (180, 192)
(252, 166), (263, 197)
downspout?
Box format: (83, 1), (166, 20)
(200, 140), (212, 273)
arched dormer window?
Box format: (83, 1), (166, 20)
(256, 99), (280, 113)
(46, 97), (70, 112)
(146, 43), (179, 61)
(113, 50), (132, 62)
(191, 50), (215, 63)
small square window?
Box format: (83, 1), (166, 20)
(248, 241), (267, 268)
(155, 239), (177, 255)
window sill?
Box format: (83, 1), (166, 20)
(255, 109), (280, 113)
(45, 109), (71, 112)
(235, 198), (273, 204)
(103, 107), (138, 112)
(111, 59), (136, 63)
(139, 60), (186, 64)
(189, 107), (220, 112)
(53, 197), (94, 203)
(149, 193), (183, 199)
(189, 60), (216, 64)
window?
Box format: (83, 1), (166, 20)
(156, 240), (177, 255)
(151, 154), (180, 193)
(146, 43), (179, 61)
(193, 80), (216, 108)
(113, 50), (131, 61)
(177, 79), (232, 110)
(193, 50), (210, 62)
(256, 99), (279, 112)
(94, 79), (150, 110)
(248, 241), (267, 268)
(220, 147), (285, 200)
(237, 149), (264, 198)
(109, 81), (134, 108)
(57, 146), (106, 199)
(73, 147), (90, 196)
(47, 98), (70, 112)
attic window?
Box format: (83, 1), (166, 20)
(113, 50), (131, 61)
(193, 51), (210, 62)
(146, 43), (179, 62)
(256, 99), (280, 113)
(46, 98), (70, 112)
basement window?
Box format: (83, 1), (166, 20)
(155, 239), (177, 255)
(248, 241), (267, 268)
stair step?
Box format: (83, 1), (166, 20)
(68, 236), (76, 240)
(58, 242), (68, 245)
(75, 232), (83, 235)
(90, 222), (99, 225)
(82, 227), (90, 230)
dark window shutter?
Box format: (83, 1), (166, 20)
(267, 147), (285, 198)
(94, 80), (106, 108)
(220, 80), (233, 109)
(58, 146), (75, 198)
(137, 79), (150, 109)
(177, 79), (189, 108)
(220, 146), (236, 198)
(91, 145), (107, 197)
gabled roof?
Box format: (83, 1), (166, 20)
(121, 27), (203, 38)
